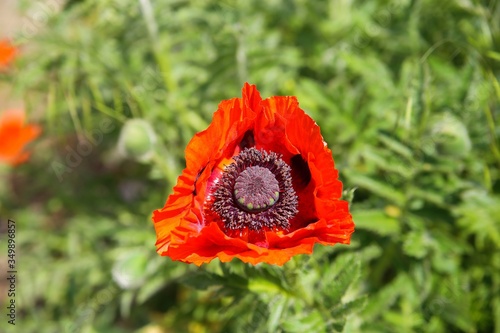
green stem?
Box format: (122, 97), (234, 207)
(139, 0), (177, 93)
(152, 150), (173, 181)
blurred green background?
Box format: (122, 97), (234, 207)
(1, 0), (499, 332)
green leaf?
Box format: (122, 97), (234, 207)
(267, 296), (287, 333)
(281, 310), (326, 333)
(493, 296), (500, 333)
(179, 271), (227, 290)
(325, 259), (361, 306)
(111, 250), (150, 289)
(352, 209), (401, 236)
(454, 190), (500, 249)
(344, 171), (406, 206)
(362, 274), (411, 319)
(330, 295), (368, 318)
(403, 231), (433, 259)
(378, 133), (414, 159)
(248, 277), (287, 295)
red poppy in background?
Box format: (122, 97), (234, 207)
(0, 109), (41, 166)
(153, 83), (354, 265)
(0, 39), (17, 69)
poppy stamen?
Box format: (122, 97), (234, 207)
(211, 148), (298, 234)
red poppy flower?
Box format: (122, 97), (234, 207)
(0, 39), (17, 69)
(0, 109), (41, 166)
(153, 83), (354, 265)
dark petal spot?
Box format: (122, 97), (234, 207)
(193, 166), (207, 196)
(291, 154), (311, 190)
(239, 130), (255, 150)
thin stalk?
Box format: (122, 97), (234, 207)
(139, 0), (177, 93)
(65, 91), (84, 141)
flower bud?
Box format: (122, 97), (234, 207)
(118, 119), (156, 161)
(429, 112), (471, 157)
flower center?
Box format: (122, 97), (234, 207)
(234, 166), (280, 212)
(211, 148), (298, 234)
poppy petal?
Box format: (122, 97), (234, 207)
(0, 109), (41, 166)
(0, 39), (17, 68)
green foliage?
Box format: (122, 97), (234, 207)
(1, 0), (499, 332)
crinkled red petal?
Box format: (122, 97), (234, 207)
(0, 39), (17, 68)
(0, 109), (41, 165)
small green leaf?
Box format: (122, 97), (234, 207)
(112, 250), (149, 289)
(325, 259), (361, 306)
(403, 231), (432, 259)
(352, 209), (401, 236)
(267, 296), (287, 332)
(180, 271), (226, 290)
(378, 133), (414, 159)
(330, 295), (368, 318)
(344, 171), (406, 205)
(281, 310), (326, 333)
(247, 277), (286, 295)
